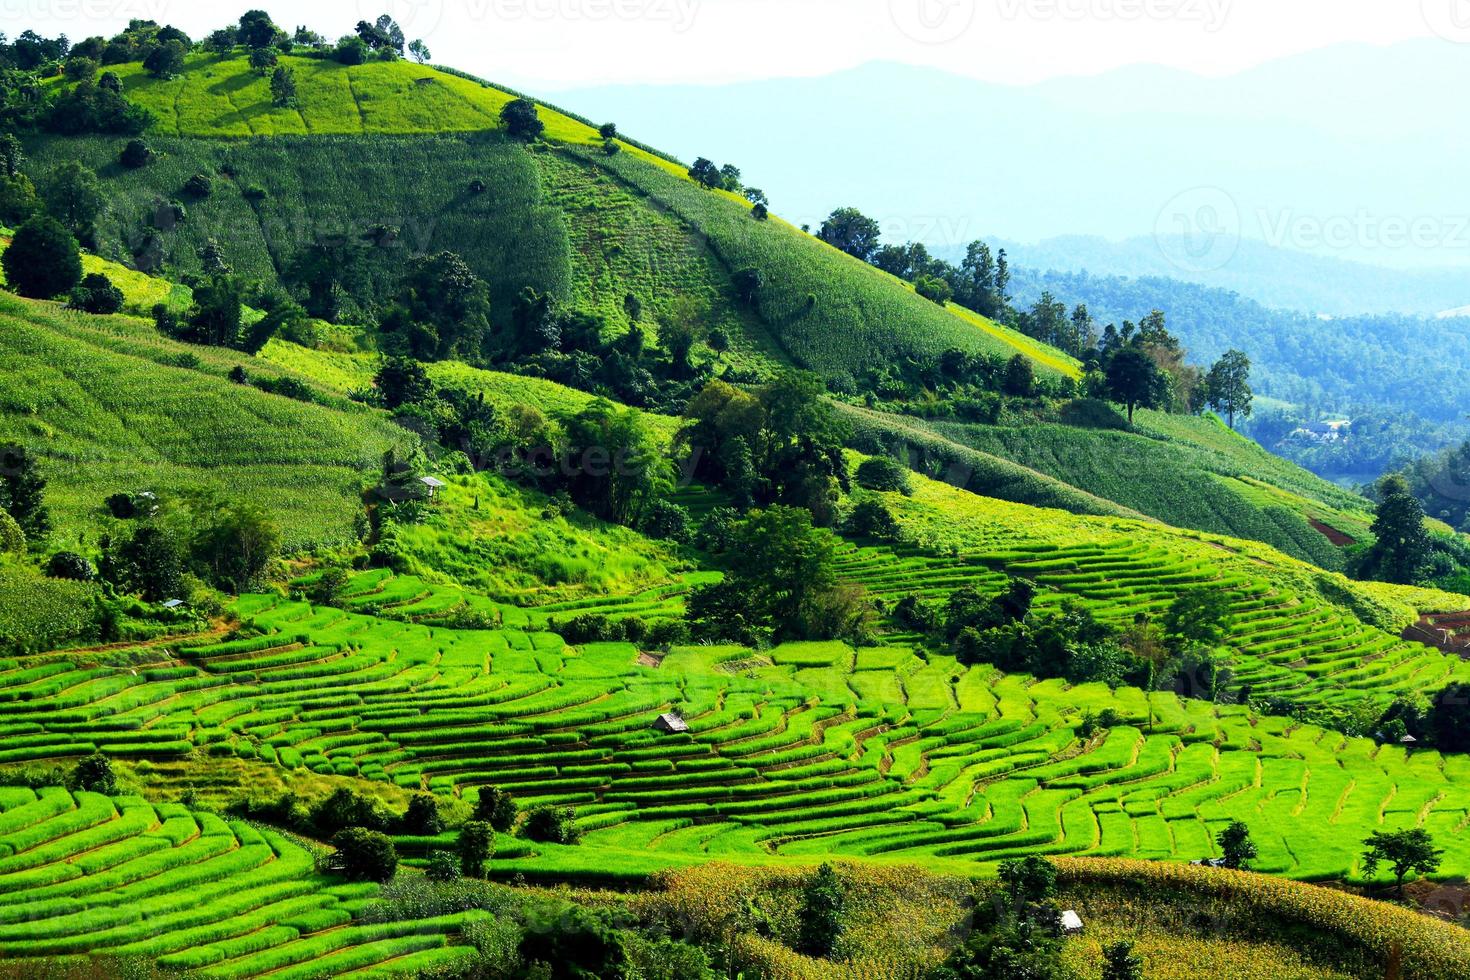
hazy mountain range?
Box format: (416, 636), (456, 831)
(557, 41), (1470, 314)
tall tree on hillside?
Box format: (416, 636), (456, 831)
(1361, 828), (1443, 897)
(237, 10), (282, 49)
(407, 39), (430, 63)
(1104, 347), (1164, 423)
(499, 98), (543, 141)
(0, 443), (49, 539)
(1360, 475), (1431, 585)
(40, 161), (104, 242)
(2, 215), (80, 299)
(687, 157), (721, 188)
(1205, 349), (1253, 429)
(817, 207), (881, 262)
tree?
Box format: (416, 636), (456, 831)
(269, 65), (296, 106)
(687, 157), (721, 188)
(1161, 590), (1231, 653)
(47, 551), (95, 581)
(333, 35), (369, 65)
(0, 443), (50, 539)
(408, 39), (430, 63)
(817, 207), (881, 261)
(69, 271), (124, 314)
(190, 501), (281, 592)
(855, 456), (911, 495)
(237, 10), (281, 49)
(248, 46), (278, 75)
(426, 850), (460, 881)
(500, 98), (543, 141)
(374, 357), (433, 410)
(356, 15), (405, 53)
(1101, 941), (1144, 980)
(1361, 828), (1442, 897)
(142, 38), (186, 78)
(109, 525), (183, 601)
(1205, 349), (1253, 429)
(73, 754), (117, 794)
(797, 863), (845, 958)
(41, 161), (105, 242)
(998, 855), (1057, 914)
(914, 273), (952, 305)
(1362, 475), (1431, 585)
(1215, 820), (1257, 869)
(119, 137), (153, 168)
(458, 820), (494, 877)
(598, 121), (617, 139)
(719, 163), (742, 191)
(473, 785), (518, 831)
(1003, 354), (1035, 397)
(1105, 346), (1164, 423)
(400, 794), (442, 836)
(1430, 682), (1470, 754)
(523, 805), (581, 844)
(0, 511), (24, 555)
(331, 828), (398, 882)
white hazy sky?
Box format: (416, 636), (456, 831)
(7, 0), (1463, 89)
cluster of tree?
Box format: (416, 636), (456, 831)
(686, 505), (873, 647)
(1345, 473), (1470, 591)
(678, 371), (851, 526)
(926, 856), (1140, 980)
(94, 495), (281, 599)
(372, 360), (672, 534)
(896, 580), (1234, 702)
(686, 157), (768, 216)
(1399, 440), (1470, 535)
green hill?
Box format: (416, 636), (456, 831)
(0, 293), (406, 548)
(27, 52), (1078, 383)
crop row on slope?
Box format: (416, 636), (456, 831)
(0, 787), (483, 977)
(919, 410), (1367, 568)
(24, 131), (569, 331)
(0, 295), (407, 547)
(87, 51), (1080, 381)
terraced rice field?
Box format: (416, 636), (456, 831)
(4, 583), (1470, 888)
(0, 787), (483, 977)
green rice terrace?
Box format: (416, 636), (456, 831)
(7, 11), (1470, 979)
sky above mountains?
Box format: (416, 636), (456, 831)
(18, 0), (1470, 88)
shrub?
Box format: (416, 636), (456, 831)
(473, 786), (518, 832)
(0, 510), (23, 555)
(855, 456), (912, 495)
(459, 820), (495, 877)
(334, 36), (370, 65)
(844, 498), (901, 541)
(119, 138), (153, 168)
(183, 173), (213, 198)
(332, 827), (398, 882)
(308, 567), (350, 606)
(47, 551), (95, 581)
(310, 787), (389, 836)
(523, 805), (581, 845)
(639, 499), (691, 542)
(400, 793), (443, 836)
(68, 272), (125, 314)
(3, 215), (82, 298)
(797, 863), (845, 958)
(426, 850), (461, 882)
(73, 753), (116, 794)
(500, 98), (544, 141)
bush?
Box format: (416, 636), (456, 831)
(3, 215), (82, 299)
(68, 272), (125, 314)
(310, 787), (389, 836)
(0, 510), (23, 555)
(639, 499), (691, 542)
(73, 753), (117, 794)
(183, 173), (213, 198)
(332, 827), (398, 882)
(426, 850), (461, 882)
(500, 98), (544, 141)
(47, 551), (95, 581)
(844, 498), (901, 541)
(459, 820), (495, 878)
(523, 805), (581, 845)
(400, 793), (443, 836)
(855, 456), (912, 495)
(334, 36), (370, 65)
(473, 786), (518, 832)
(119, 138), (153, 168)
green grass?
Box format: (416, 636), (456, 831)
(0, 294), (407, 548)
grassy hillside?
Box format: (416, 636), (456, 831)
(0, 295), (406, 548)
(916, 406), (1375, 568)
(33, 51), (1079, 383)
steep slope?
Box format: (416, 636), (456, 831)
(27, 52), (1078, 383)
(0, 294), (406, 547)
